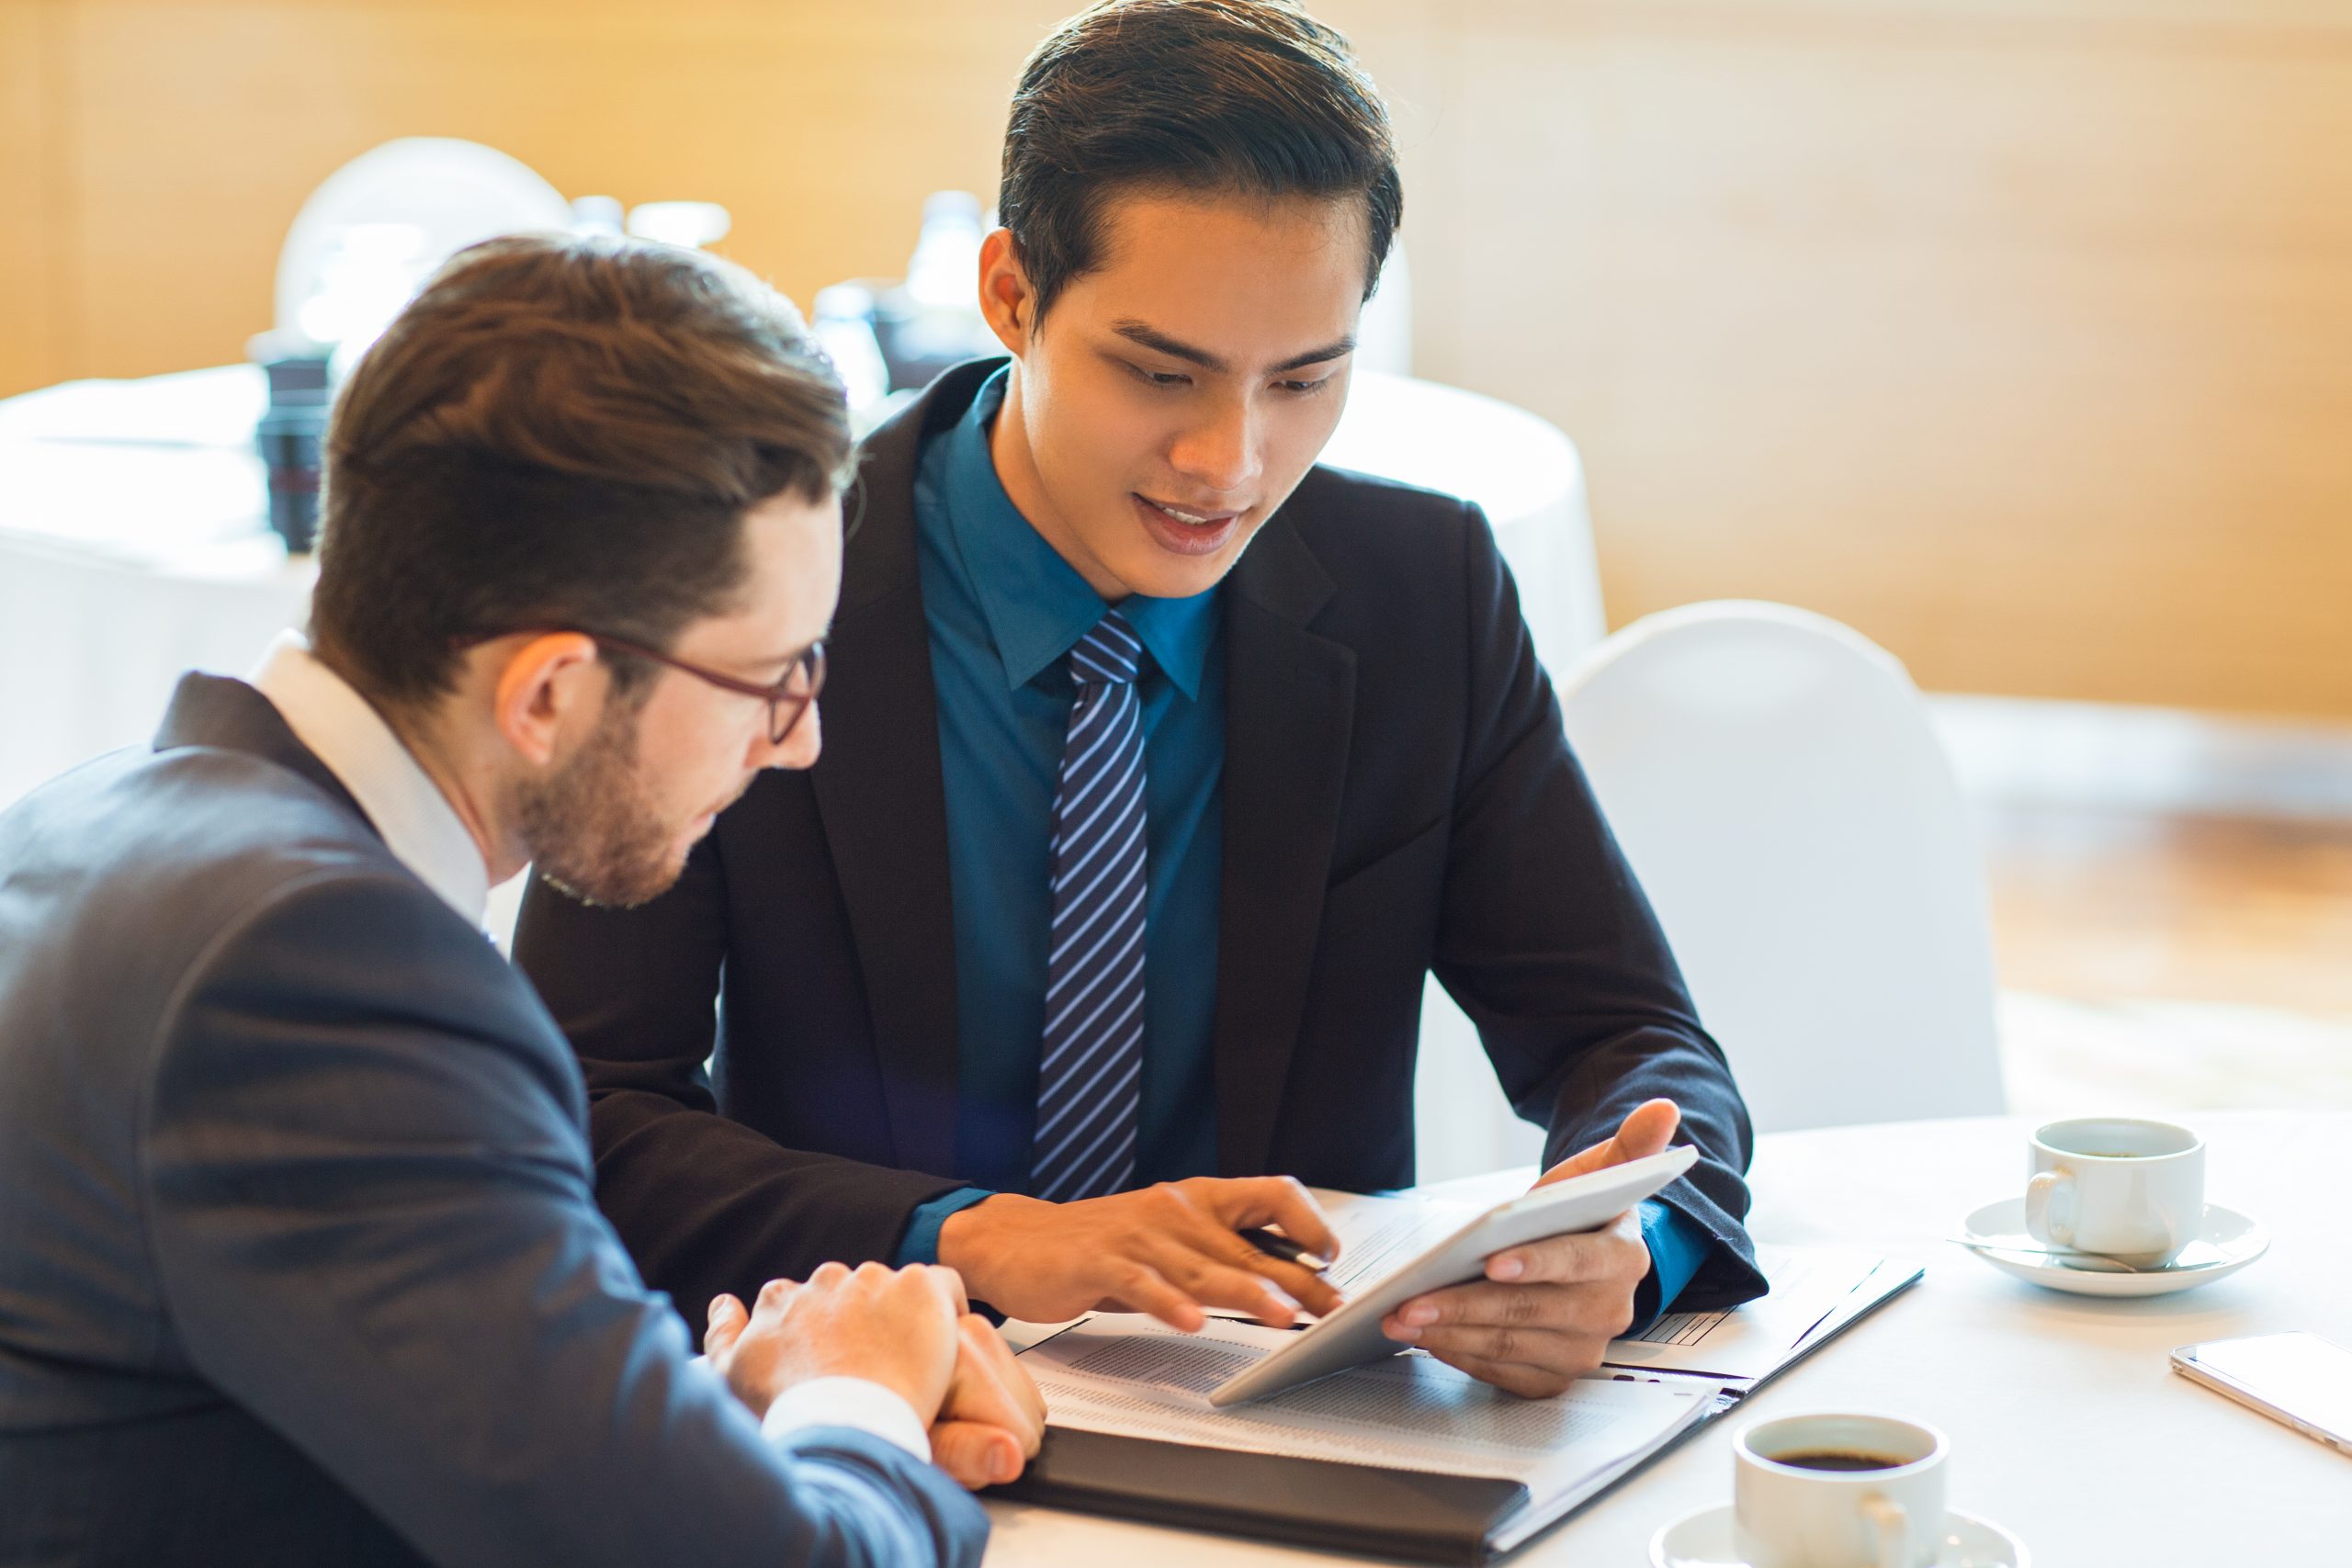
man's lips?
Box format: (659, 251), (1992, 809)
(1133, 493), (1246, 557)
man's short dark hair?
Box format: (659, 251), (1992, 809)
(999, 0), (1402, 322)
(311, 233), (851, 708)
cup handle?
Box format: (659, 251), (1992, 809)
(2025, 1169), (2075, 1247)
(1861, 1493), (1910, 1568)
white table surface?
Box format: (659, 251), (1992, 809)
(983, 1111), (2351, 1564)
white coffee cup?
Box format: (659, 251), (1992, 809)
(1734, 1414), (1949, 1568)
(2024, 1116), (2204, 1265)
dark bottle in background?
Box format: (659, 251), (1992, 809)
(253, 351), (332, 555)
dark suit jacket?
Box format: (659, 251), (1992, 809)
(516, 358), (1768, 1326)
(0, 677), (985, 1568)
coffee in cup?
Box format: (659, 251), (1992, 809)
(2024, 1117), (2204, 1265)
(1735, 1414), (1948, 1568)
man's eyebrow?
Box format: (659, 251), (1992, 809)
(1113, 320), (1227, 373)
(1109, 320), (1357, 378)
(1270, 337), (1357, 374)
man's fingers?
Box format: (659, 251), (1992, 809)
(1407, 1322), (1605, 1379)
(1260, 1258), (1343, 1318)
(945, 1317), (1046, 1444)
(1211, 1177), (1341, 1264)
(967, 1317), (1048, 1436)
(1173, 1219), (1345, 1318)
(1481, 1212), (1646, 1286)
(933, 1316), (1044, 1488)
(1152, 1249), (1306, 1328)
(1385, 1277), (1636, 1341)
(703, 1293), (750, 1357)
(1423, 1348), (1581, 1400)
(1096, 1260), (1204, 1332)
(930, 1420), (1025, 1489)
(914, 1261), (971, 1317)
(1535, 1098), (1682, 1187)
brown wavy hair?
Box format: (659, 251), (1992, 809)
(311, 232), (850, 707)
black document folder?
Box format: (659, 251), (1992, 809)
(999, 1427), (1529, 1566)
(998, 1253), (1924, 1563)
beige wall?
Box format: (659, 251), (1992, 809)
(6, 0), (2350, 716)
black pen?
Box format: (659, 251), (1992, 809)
(1238, 1226), (1329, 1273)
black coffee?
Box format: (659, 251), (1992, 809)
(1771, 1450), (1907, 1472)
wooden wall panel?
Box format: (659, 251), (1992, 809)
(0, 0), (62, 394)
(1389, 0), (2352, 716)
(12, 0), (2352, 716)
(55, 0), (1068, 378)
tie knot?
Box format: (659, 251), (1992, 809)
(1069, 609), (1144, 686)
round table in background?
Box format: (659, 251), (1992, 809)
(983, 1111), (2352, 1565)
(0, 366), (311, 807)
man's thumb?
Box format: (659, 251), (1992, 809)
(931, 1421), (1023, 1489)
(1538, 1099), (1682, 1186)
(703, 1292), (750, 1357)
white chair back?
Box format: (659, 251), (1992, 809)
(1552, 601), (2005, 1134)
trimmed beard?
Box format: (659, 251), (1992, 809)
(514, 694), (683, 909)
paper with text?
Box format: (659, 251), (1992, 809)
(1600, 1245), (1891, 1381)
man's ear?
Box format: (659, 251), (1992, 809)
(978, 229), (1036, 354)
(489, 632), (604, 768)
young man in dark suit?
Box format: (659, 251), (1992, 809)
(0, 236), (1040, 1567)
(519, 0), (1768, 1399)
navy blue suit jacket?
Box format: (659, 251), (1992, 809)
(516, 359), (1769, 1328)
(0, 677), (986, 1567)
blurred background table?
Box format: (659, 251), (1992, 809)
(0, 366), (311, 806)
(0, 363), (1599, 812)
(983, 1111), (2350, 1565)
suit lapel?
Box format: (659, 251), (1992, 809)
(1210, 513), (1356, 1177)
(806, 365), (996, 1177)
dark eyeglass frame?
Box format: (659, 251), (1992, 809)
(456, 628), (826, 745)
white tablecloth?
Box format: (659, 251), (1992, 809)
(983, 1111), (2351, 1564)
(0, 367), (312, 806)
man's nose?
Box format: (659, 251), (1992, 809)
(1167, 395), (1261, 497)
(756, 701), (823, 772)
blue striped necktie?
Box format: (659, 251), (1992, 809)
(1031, 608), (1148, 1203)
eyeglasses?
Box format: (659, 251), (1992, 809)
(458, 628), (826, 745)
(589, 633), (827, 746)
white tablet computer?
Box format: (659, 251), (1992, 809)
(1207, 1145), (1699, 1406)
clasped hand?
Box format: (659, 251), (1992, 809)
(703, 1260), (1046, 1490)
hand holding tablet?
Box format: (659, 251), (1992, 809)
(1211, 1144), (1701, 1404)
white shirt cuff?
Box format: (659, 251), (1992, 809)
(761, 1376), (932, 1463)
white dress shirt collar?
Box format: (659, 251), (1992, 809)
(248, 631), (491, 926)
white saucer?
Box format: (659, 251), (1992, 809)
(1650, 1503), (2029, 1567)
(1956, 1198), (2268, 1298)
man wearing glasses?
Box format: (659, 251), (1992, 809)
(0, 235), (1039, 1567)
(521, 0), (1768, 1398)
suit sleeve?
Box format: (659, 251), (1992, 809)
(145, 869), (987, 1568)
(514, 839), (964, 1325)
(1430, 502), (1767, 1312)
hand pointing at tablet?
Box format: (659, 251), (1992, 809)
(1380, 1099), (1681, 1398)
(937, 1175), (1345, 1332)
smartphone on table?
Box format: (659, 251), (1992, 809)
(2172, 1332), (2352, 1458)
